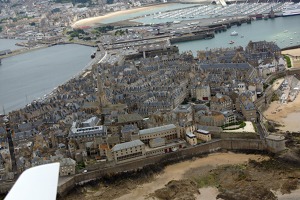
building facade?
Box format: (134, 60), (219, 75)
(138, 124), (179, 144)
(111, 140), (146, 163)
(59, 158), (76, 176)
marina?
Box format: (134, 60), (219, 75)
(1, 3), (300, 112)
(133, 2), (292, 24)
(175, 14), (300, 54)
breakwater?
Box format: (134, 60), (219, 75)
(56, 138), (266, 197)
(170, 32), (214, 43)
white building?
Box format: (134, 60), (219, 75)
(69, 121), (107, 141)
(186, 132), (197, 145)
(194, 129), (211, 142)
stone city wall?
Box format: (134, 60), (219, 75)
(0, 139), (266, 197)
(57, 138), (265, 197)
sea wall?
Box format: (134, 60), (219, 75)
(224, 132), (258, 139)
(57, 138), (265, 197)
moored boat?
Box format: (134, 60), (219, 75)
(230, 31), (238, 36)
(282, 3), (300, 17)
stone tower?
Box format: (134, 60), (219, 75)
(97, 72), (109, 112)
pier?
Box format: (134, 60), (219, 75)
(170, 31), (215, 43)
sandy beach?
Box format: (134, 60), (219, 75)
(282, 48), (300, 68)
(282, 48), (300, 57)
(72, 4), (172, 28)
(115, 152), (267, 200)
(263, 90), (300, 132)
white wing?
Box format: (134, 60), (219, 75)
(5, 163), (60, 200)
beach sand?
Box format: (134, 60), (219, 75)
(263, 91), (300, 132)
(72, 4), (172, 28)
(115, 152), (267, 200)
(282, 48), (300, 57)
(282, 48), (300, 68)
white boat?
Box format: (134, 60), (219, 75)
(173, 20), (181, 24)
(230, 31), (238, 36)
(282, 3), (300, 17)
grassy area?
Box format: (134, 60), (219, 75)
(271, 93), (279, 102)
(252, 122), (258, 133)
(222, 121), (246, 130)
(193, 173), (218, 188)
(284, 55), (292, 68)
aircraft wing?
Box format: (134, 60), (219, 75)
(5, 163), (60, 200)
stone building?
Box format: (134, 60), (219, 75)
(186, 132), (197, 146)
(59, 158), (76, 176)
(196, 111), (225, 127)
(194, 129), (212, 142)
(245, 40), (281, 65)
(138, 124), (179, 144)
(173, 104), (193, 127)
(121, 124), (139, 142)
(104, 113), (144, 135)
(195, 85), (211, 101)
(149, 137), (166, 148)
(210, 93), (233, 112)
(111, 140), (146, 163)
(236, 94), (257, 122)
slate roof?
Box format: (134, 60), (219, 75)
(139, 124), (176, 135)
(111, 140), (144, 152)
(200, 63), (252, 70)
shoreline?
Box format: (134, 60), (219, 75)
(116, 152), (267, 200)
(0, 40), (96, 60)
(1, 42), (99, 114)
(10, 49), (101, 114)
(263, 90), (300, 132)
(72, 3), (175, 28)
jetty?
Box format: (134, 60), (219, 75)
(0, 49), (12, 57)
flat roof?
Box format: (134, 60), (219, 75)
(196, 129), (210, 134)
(118, 113), (143, 123)
(186, 132), (196, 138)
(139, 124), (176, 135)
